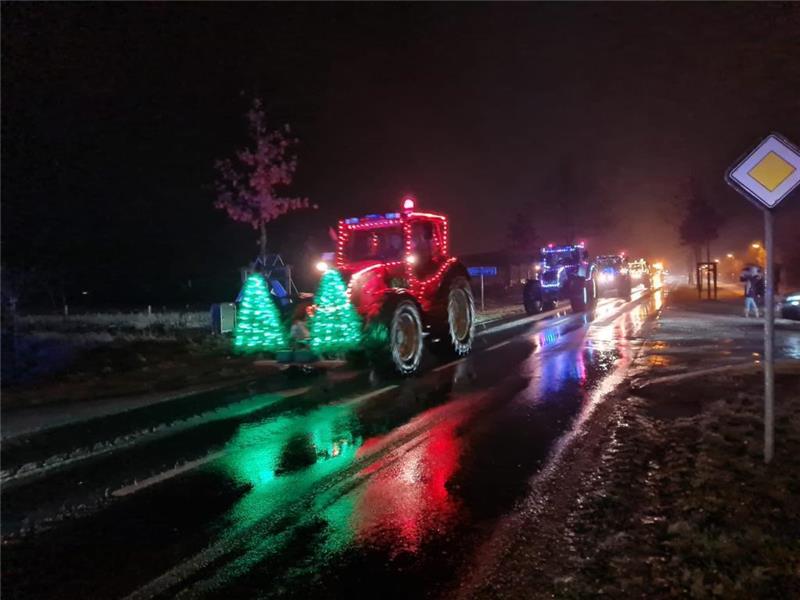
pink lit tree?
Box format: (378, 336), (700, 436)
(214, 98), (315, 262)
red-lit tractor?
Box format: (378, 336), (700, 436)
(322, 197), (475, 375)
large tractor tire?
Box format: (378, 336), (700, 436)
(372, 298), (424, 376)
(569, 276), (596, 313)
(586, 275), (598, 309)
(523, 280), (544, 315)
(443, 276), (475, 356)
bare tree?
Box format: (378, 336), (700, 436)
(678, 176), (724, 280)
(214, 98), (315, 262)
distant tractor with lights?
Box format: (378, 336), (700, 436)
(595, 254), (632, 299)
(317, 197), (475, 375)
(628, 258), (652, 289)
(522, 243), (597, 315)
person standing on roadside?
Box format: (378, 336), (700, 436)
(744, 273), (760, 318)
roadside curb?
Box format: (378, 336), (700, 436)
(0, 302), (566, 445)
(0, 377), (264, 442)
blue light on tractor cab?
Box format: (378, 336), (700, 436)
(384, 212), (401, 219)
(542, 244), (583, 253)
(365, 214), (382, 219)
(344, 217), (360, 225)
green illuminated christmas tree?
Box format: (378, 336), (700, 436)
(309, 269), (362, 354)
(234, 274), (288, 353)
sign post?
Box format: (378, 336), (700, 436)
(763, 209), (775, 462)
(726, 132), (800, 463)
(467, 266), (498, 312)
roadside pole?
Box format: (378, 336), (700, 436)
(467, 266), (497, 313)
(763, 209), (775, 462)
(726, 132), (800, 464)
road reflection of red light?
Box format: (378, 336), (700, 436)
(353, 416), (463, 554)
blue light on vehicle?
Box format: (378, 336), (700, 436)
(541, 266), (565, 287)
(384, 212), (401, 219)
(787, 294), (800, 305)
(344, 218), (360, 224)
(365, 214), (382, 219)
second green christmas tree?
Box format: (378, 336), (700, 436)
(309, 269), (362, 354)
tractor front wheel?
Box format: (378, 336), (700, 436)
(523, 280), (544, 315)
(386, 299), (424, 375)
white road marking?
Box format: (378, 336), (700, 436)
(112, 452), (227, 497)
(485, 339), (512, 352)
(345, 384), (398, 403)
(433, 359), (464, 372)
(476, 306), (567, 337)
(2, 387), (311, 488)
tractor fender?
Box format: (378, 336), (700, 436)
(426, 261), (470, 327)
(374, 288), (420, 317)
(362, 289), (422, 350)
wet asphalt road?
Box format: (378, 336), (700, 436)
(2, 288), (664, 600)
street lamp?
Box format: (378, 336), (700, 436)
(726, 253), (734, 259)
(752, 243), (761, 249)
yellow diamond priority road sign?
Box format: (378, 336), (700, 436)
(727, 133), (800, 209)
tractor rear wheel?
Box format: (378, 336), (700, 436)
(569, 277), (596, 312)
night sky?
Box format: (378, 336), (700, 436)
(3, 3), (800, 305)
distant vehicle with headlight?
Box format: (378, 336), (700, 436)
(317, 196), (474, 375)
(628, 259), (652, 289)
(522, 242), (597, 314)
(779, 291), (800, 320)
(594, 254), (632, 299)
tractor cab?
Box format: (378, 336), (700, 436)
(329, 197), (453, 317)
(523, 242), (597, 315)
(540, 243), (591, 283)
